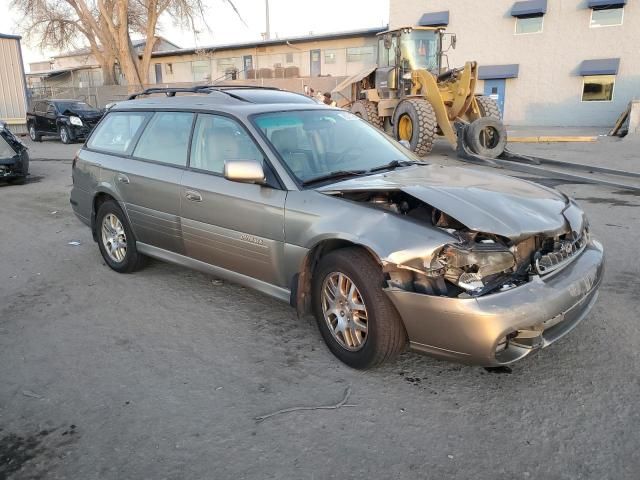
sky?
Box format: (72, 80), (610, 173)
(0, 0), (388, 70)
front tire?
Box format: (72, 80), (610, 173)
(393, 98), (438, 157)
(312, 247), (407, 369)
(96, 200), (144, 273)
(59, 126), (72, 144)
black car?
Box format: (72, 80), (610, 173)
(27, 99), (104, 144)
(0, 121), (29, 184)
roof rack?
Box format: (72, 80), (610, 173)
(127, 84), (281, 100)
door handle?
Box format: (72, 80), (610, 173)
(116, 173), (130, 184)
(184, 190), (202, 202)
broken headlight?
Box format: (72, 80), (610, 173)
(433, 243), (516, 292)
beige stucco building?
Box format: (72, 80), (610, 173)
(147, 27), (383, 87)
(390, 0), (638, 126)
(27, 38), (180, 89)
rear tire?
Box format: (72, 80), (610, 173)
(351, 100), (383, 129)
(465, 117), (507, 158)
(312, 247), (407, 369)
(96, 200), (145, 273)
(476, 95), (502, 120)
(29, 125), (41, 142)
(393, 98), (438, 157)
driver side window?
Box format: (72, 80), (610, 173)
(189, 114), (263, 174)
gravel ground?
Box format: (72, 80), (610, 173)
(1, 138), (639, 479)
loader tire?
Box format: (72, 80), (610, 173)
(465, 117), (507, 158)
(351, 100), (383, 129)
(476, 95), (502, 120)
(393, 98), (438, 157)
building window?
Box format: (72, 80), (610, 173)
(582, 75), (615, 102)
(324, 50), (337, 64)
(191, 60), (210, 82)
(515, 15), (544, 34)
(346, 46), (375, 63)
(165, 63), (173, 75)
(285, 53), (294, 63)
(590, 7), (624, 27)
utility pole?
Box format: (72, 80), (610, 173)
(265, 0), (271, 40)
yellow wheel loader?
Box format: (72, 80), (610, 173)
(333, 26), (507, 158)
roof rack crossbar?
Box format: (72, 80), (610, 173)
(127, 84), (281, 100)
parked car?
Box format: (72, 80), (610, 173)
(27, 99), (104, 144)
(0, 120), (29, 184)
(70, 87), (604, 369)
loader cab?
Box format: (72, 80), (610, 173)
(375, 27), (451, 98)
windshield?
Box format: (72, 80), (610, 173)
(254, 110), (421, 185)
(401, 30), (440, 72)
(55, 101), (96, 113)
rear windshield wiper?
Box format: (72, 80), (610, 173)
(367, 159), (423, 173)
(301, 170), (367, 186)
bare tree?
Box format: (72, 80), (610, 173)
(12, 0), (244, 88)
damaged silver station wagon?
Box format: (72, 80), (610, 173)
(70, 87), (605, 369)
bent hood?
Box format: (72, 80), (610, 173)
(317, 164), (574, 240)
(62, 108), (102, 119)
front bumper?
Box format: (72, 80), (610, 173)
(0, 149), (29, 179)
(385, 239), (605, 366)
(69, 124), (93, 140)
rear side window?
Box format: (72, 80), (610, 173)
(133, 112), (194, 167)
(87, 112), (149, 154)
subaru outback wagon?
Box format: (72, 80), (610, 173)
(70, 86), (604, 369)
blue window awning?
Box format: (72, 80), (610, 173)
(418, 11), (449, 27)
(511, 0), (547, 17)
(579, 58), (620, 76)
(478, 64), (520, 80)
(588, 0), (626, 8)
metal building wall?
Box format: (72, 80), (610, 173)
(0, 34), (28, 134)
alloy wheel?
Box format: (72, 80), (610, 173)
(101, 213), (127, 263)
(321, 272), (369, 351)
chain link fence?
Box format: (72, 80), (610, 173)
(28, 76), (349, 110)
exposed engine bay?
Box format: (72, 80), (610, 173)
(337, 190), (589, 298)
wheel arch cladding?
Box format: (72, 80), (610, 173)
(294, 239), (381, 317)
(91, 192), (117, 240)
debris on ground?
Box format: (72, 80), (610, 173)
(255, 386), (355, 423)
(211, 279), (224, 286)
(484, 366), (513, 374)
(67, 241), (81, 246)
(22, 389), (43, 399)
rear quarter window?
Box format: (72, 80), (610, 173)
(133, 112), (194, 167)
(87, 112), (150, 154)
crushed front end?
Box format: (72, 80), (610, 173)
(335, 187), (605, 366)
(0, 122), (29, 181)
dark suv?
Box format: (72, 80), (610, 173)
(27, 99), (104, 144)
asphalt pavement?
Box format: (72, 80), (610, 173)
(1, 136), (638, 479)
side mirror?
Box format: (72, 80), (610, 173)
(224, 160), (266, 184)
